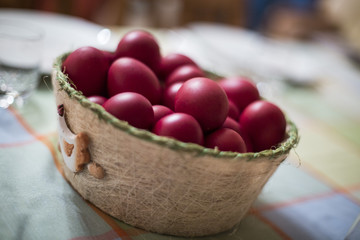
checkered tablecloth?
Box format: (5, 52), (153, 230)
(1, 74), (359, 240)
(1, 23), (360, 239)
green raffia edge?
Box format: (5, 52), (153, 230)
(54, 53), (299, 161)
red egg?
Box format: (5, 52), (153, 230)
(205, 128), (246, 153)
(152, 113), (203, 145)
(87, 95), (107, 106)
(238, 123), (254, 152)
(103, 92), (154, 129)
(152, 105), (173, 124)
(62, 46), (109, 96)
(162, 82), (183, 110)
(165, 65), (204, 86)
(175, 77), (229, 132)
(218, 77), (260, 113)
(228, 100), (240, 120)
(157, 53), (198, 80)
(107, 57), (161, 104)
(222, 117), (241, 134)
(114, 30), (161, 71)
(239, 100), (286, 151)
(101, 50), (115, 65)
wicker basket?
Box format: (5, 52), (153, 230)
(52, 53), (299, 237)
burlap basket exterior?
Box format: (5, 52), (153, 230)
(52, 53), (299, 237)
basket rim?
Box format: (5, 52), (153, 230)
(53, 53), (299, 160)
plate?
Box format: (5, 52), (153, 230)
(0, 9), (114, 73)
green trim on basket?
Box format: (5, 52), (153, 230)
(54, 53), (299, 160)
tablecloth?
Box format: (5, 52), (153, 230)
(1, 25), (360, 240)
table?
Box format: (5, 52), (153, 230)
(1, 14), (360, 240)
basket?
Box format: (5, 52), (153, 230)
(52, 53), (299, 237)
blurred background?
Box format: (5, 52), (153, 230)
(0, 0), (358, 46)
(1, 0), (360, 68)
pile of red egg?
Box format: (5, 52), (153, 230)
(62, 30), (286, 153)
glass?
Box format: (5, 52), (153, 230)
(0, 19), (44, 108)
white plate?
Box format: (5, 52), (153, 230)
(0, 9), (115, 73)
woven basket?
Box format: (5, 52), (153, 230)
(52, 53), (299, 237)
